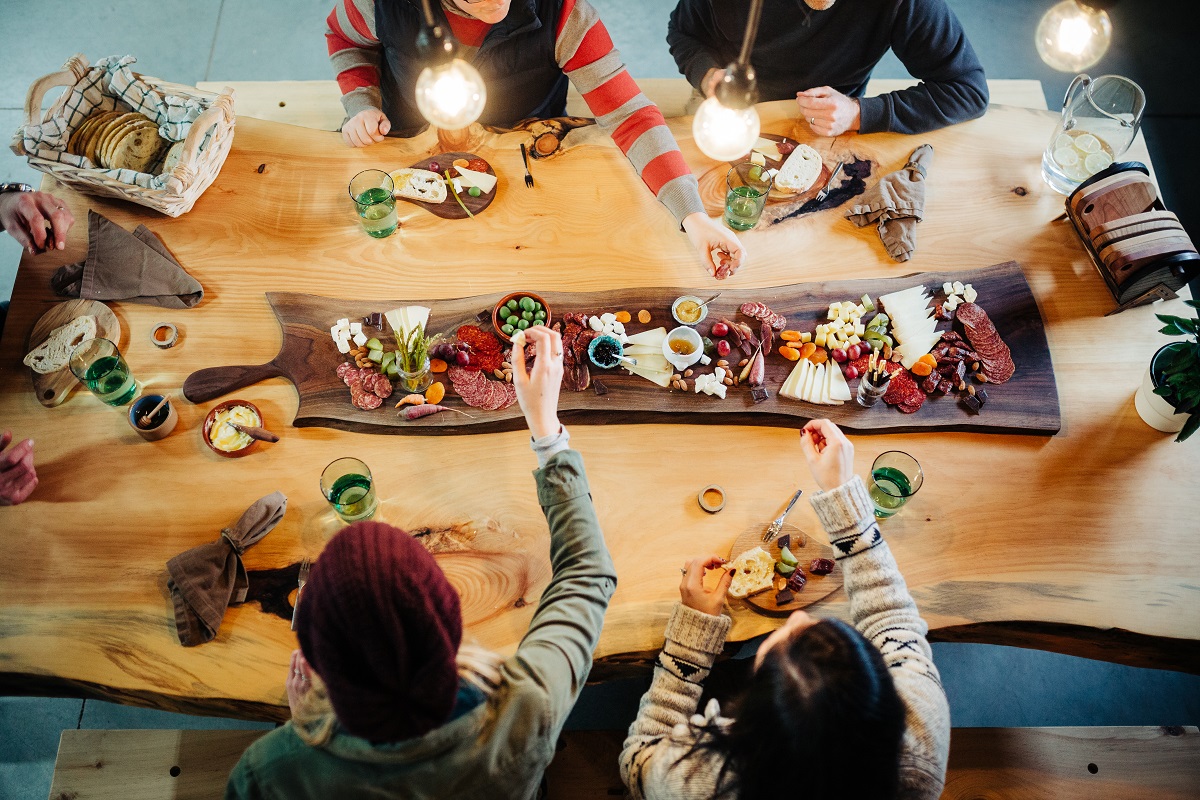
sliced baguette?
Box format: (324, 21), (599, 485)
(24, 315), (97, 374)
(774, 143), (823, 194)
(728, 546), (776, 599)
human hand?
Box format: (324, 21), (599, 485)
(701, 67), (726, 98)
(0, 432), (37, 506)
(286, 649), (313, 718)
(682, 212), (746, 280)
(799, 419), (854, 491)
(511, 325), (564, 440)
(795, 87), (861, 137)
(0, 191), (73, 255)
(679, 555), (735, 617)
(341, 108), (392, 147)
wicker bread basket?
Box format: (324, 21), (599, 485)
(12, 55), (236, 217)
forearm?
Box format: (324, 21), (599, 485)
(620, 603), (730, 792)
(857, 75), (988, 135)
(326, 0), (383, 117)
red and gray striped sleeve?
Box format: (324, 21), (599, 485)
(555, 0), (706, 225)
(326, 0), (383, 119)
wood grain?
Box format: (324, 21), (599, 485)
(728, 522), (842, 615)
(26, 300), (120, 407)
(1, 103), (1197, 721)
(181, 262), (1060, 435)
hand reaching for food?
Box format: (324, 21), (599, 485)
(795, 86), (861, 137)
(799, 419), (855, 491)
(683, 212), (746, 280)
(0, 191), (73, 255)
(0, 432), (37, 506)
(511, 325), (565, 440)
(679, 555), (735, 617)
(342, 108), (392, 148)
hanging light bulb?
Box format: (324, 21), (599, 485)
(693, 96), (760, 161)
(1036, 0), (1114, 72)
(415, 60), (486, 130)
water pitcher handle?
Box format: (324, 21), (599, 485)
(1059, 73), (1091, 120)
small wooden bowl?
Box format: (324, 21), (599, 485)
(202, 399), (262, 458)
(492, 291), (552, 343)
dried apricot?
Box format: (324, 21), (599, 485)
(911, 361), (934, 377)
(797, 342), (817, 359)
(614, 311), (632, 324)
(778, 346), (801, 361)
(917, 353), (938, 367)
(425, 381), (446, 405)
(807, 347), (828, 365)
(430, 358), (449, 373)
(637, 309), (651, 323)
(779, 330), (802, 342)
(452, 158), (470, 169)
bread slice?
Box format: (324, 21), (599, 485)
(391, 168), (447, 204)
(727, 546), (776, 599)
(24, 315), (97, 374)
(774, 143), (823, 194)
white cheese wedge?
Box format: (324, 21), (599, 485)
(780, 359), (805, 399)
(624, 327), (668, 347)
(454, 167), (497, 193)
(830, 363), (851, 401)
(753, 138), (783, 159)
(623, 362), (672, 387)
(629, 354), (673, 372)
(809, 362), (827, 403)
(336, 338), (352, 354)
(799, 358), (817, 400)
(750, 151), (766, 166)
(623, 344), (664, 356)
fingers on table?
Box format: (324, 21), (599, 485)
(33, 195), (73, 249)
(0, 437), (33, 470)
(1, 470), (37, 505)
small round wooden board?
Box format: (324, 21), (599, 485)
(698, 133), (832, 217)
(399, 151), (497, 220)
(728, 521), (843, 616)
(26, 300), (121, 407)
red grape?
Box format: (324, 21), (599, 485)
(831, 348), (848, 363)
(844, 365), (860, 380)
(710, 321), (730, 337)
(716, 339), (731, 357)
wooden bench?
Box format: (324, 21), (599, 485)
(47, 726), (1200, 799)
(193, 78), (1048, 131)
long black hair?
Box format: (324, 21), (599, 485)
(685, 618), (906, 799)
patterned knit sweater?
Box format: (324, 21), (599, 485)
(620, 475), (950, 800)
(326, 0), (707, 224)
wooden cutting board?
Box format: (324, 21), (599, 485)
(182, 261), (1060, 435)
(728, 522), (843, 616)
(698, 133), (834, 217)
(397, 151), (496, 220)
(26, 300), (121, 407)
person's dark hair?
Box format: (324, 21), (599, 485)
(686, 618), (906, 799)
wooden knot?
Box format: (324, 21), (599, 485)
(1012, 186), (1028, 197)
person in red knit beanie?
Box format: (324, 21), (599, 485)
(226, 325), (618, 800)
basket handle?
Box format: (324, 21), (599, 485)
(22, 54), (91, 131)
(164, 87), (235, 192)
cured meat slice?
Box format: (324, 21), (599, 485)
(336, 362), (354, 380)
(955, 302), (1015, 384)
(370, 374), (394, 399)
(350, 387), (383, 410)
(739, 302), (787, 330)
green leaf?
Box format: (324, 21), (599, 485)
(1185, 299), (1200, 309)
(1159, 322), (1190, 336)
(1153, 385), (1175, 398)
(1175, 412), (1199, 443)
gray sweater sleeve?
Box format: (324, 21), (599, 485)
(809, 475), (951, 799)
(858, 0), (989, 134)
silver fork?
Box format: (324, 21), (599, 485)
(520, 144), (535, 188)
(814, 161), (844, 203)
(763, 489), (804, 542)
(291, 558), (311, 631)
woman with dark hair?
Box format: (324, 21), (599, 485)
(621, 419), (949, 799)
(226, 325), (618, 800)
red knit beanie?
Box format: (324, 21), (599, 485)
(295, 521), (463, 743)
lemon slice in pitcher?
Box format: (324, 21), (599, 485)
(1054, 147), (1080, 168)
(1084, 151), (1113, 175)
(1074, 133), (1102, 154)
(1054, 134), (1075, 152)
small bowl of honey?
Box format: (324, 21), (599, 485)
(663, 326), (704, 371)
(671, 295), (708, 326)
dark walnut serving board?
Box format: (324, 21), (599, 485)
(398, 151), (497, 220)
(182, 261), (1060, 435)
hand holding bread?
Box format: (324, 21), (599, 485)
(680, 555), (736, 615)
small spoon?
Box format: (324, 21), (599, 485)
(697, 292), (722, 309)
(138, 394), (171, 428)
(227, 421), (279, 443)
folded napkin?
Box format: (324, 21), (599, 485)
(166, 492), (287, 646)
(51, 211), (203, 308)
(846, 144), (934, 262)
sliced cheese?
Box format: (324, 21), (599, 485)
(624, 327), (668, 347)
(623, 362), (672, 387)
(454, 167), (497, 193)
(799, 358), (817, 400)
(623, 344), (665, 356)
(780, 359), (806, 399)
(753, 138), (783, 159)
(814, 362), (830, 404)
(830, 363), (851, 401)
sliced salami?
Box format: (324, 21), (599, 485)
(353, 391), (383, 410)
(336, 362), (354, 381)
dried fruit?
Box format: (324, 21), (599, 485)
(917, 353), (938, 368)
(778, 346), (801, 361)
(797, 342), (817, 359)
(808, 348), (828, 365)
(425, 382), (446, 405)
(911, 361), (934, 377)
(779, 330), (802, 342)
(638, 309), (651, 324)
(430, 358), (449, 373)
(809, 558), (835, 576)
(614, 311), (631, 324)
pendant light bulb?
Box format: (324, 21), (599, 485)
(415, 58), (487, 129)
(1036, 0), (1112, 72)
(692, 96), (760, 162)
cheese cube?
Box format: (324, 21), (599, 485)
(814, 330), (827, 347)
(964, 285), (978, 303)
(750, 151), (766, 166)
(853, 323), (865, 336)
(352, 332), (368, 347)
(952, 281), (965, 295)
(942, 282), (953, 295)
(799, 332), (812, 343)
(847, 334), (861, 346)
(854, 304), (866, 317)
(838, 307), (851, 323)
(330, 326), (343, 341)
(336, 318), (350, 329)
(349, 322), (363, 336)
(336, 338), (352, 354)
(828, 306), (839, 321)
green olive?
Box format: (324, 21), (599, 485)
(521, 310), (534, 321)
(501, 323), (515, 335)
(516, 319), (531, 330)
(748, 165), (763, 181)
(519, 296), (536, 311)
(534, 309), (546, 321)
(468, 186), (481, 197)
(506, 299), (519, 311)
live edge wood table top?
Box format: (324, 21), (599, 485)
(0, 101), (1196, 721)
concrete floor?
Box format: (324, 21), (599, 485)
(1, 1), (1197, 798)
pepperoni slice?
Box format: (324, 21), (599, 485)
(466, 158), (489, 174)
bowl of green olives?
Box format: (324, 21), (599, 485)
(492, 292), (551, 343)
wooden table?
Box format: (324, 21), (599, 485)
(1, 101), (1196, 722)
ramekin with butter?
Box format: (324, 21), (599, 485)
(203, 400), (262, 457)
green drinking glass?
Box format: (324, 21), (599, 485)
(869, 451), (923, 518)
(68, 337), (138, 406)
(349, 169), (398, 238)
(321, 457), (378, 523)
(723, 162), (773, 231)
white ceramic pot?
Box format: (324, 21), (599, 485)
(1133, 347), (1188, 433)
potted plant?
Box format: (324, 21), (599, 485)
(1134, 300), (1200, 442)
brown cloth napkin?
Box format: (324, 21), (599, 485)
(50, 210), (203, 308)
(846, 144), (934, 262)
(166, 492), (287, 646)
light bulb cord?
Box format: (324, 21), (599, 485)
(736, 0), (764, 67)
(421, 0), (437, 28)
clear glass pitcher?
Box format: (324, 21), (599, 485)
(1041, 74), (1145, 195)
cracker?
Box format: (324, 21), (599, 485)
(99, 116), (147, 168)
(159, 140), (186, 175)
(109, 121), (167, 173)
(69, 110), (117, 157)
(89, 112), (137, 165)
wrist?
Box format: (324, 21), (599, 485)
(529, 418), (561, 441)
(850, 99), (861, 132)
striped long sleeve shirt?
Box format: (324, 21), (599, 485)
(326, 0), (706, 224)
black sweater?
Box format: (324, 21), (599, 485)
(667, 0), (989, 134)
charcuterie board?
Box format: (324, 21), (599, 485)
(396, 151), (497, 220)
(182, 261), (1060, 435)
(729, 523), (843, 616)
(26, 300), (121, 407)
